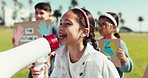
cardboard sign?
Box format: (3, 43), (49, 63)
(13, 19), (52, 46)
(97, 39), (121, 67)
(143, 64), (148, 78)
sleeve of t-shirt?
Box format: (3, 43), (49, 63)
(119, 40), (133, 72)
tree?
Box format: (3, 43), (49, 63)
(118, 12), (125, 28)
(71, 0), (78, 8)
(28, 0), (33, 21)
(29, 0), (33, 8)
(138, 16), (144, 32)
(97, 11), (101, 26)
(120, 18), (125, 27)
(13, 0), (23, 20)
(98, 11), (101, 16)
(1, 1), (7, 25)
(53, 6), (62, 24)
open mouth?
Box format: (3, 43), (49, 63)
(58, 33), (67, 40)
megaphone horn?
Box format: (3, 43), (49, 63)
(0, 34), (59, 78)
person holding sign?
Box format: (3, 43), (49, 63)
(50, 8), (120, 78)
(97, 12), (133, 78)
(12, 2), (58, 78)
(28, 2), (59, 78)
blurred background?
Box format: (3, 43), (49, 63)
(0, 0), (148, 78)
(0, 0), (148, 33)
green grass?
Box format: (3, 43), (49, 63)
(119, 33), (148, 78)
(0, 27), (148, 78)
(0, 27), (29, 78)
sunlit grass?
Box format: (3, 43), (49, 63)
(0, 27), (148, 78)
(0, 27), (13, 51)
(0, 27), (29, 78)
(120, 33), (148, 78)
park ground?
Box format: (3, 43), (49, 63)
(0, 27), (148, 78)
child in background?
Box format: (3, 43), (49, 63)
(29, 2), (59, 78)
(13, 2), (58, 78)
(97, 12), (133, 78)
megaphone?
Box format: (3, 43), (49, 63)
(0, 34), (59, 78)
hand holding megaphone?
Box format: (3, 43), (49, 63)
(0, 34), (59, 78)
(30, 52), (54, 78)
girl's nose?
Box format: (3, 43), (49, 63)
(59, 26), (64, 31)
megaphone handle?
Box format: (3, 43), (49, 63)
(33, 62), (44, 78)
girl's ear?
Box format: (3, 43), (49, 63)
(113, 25), (117, 32)
(81, 34), (86, 37)
(81, 28), (89, 37)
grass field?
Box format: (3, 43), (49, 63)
(0, 27), (148, 78)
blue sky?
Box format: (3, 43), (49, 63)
(2, 0), (148, 32)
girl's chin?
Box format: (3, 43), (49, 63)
(59, 40), (65, 45)
(59, 37), (68, 45)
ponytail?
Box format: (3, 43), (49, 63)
(83, 24), (98, 50)
(114, 33), (120, 38)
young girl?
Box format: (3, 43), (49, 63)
(50, 8), (119, 78)
(97, 12), (133, 78)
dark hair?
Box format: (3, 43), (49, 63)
(71, 8), (98, 50)
(35, 2), (52, 13)
(99, 12), (120, 38)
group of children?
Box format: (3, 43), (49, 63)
(13, 2), (133, 78)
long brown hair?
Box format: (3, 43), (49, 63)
(71, 8), (98, 50)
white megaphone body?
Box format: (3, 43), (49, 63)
(0, 34), (59, 78)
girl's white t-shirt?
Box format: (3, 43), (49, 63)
(67, 50), (85, 78)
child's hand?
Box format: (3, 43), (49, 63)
(38, 21), (51, 36)
(116, 48), (128, 63)
(31, 63), (49, 78)
(30, 52), (55, 78)
(30, 63), (40, 76)
(13, 25), (24, 46)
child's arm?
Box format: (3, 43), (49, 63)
(117, 40), (133, 72)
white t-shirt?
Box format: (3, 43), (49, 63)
(67, 50), (85, 78)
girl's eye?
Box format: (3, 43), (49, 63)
(65, 23), (71, 26)
(62, 22), (72, 27)
(59, 22), (71, 27)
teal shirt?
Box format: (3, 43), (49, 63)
(117, 40), (133, 78)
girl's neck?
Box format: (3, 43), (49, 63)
(68, 43), (85, 63)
